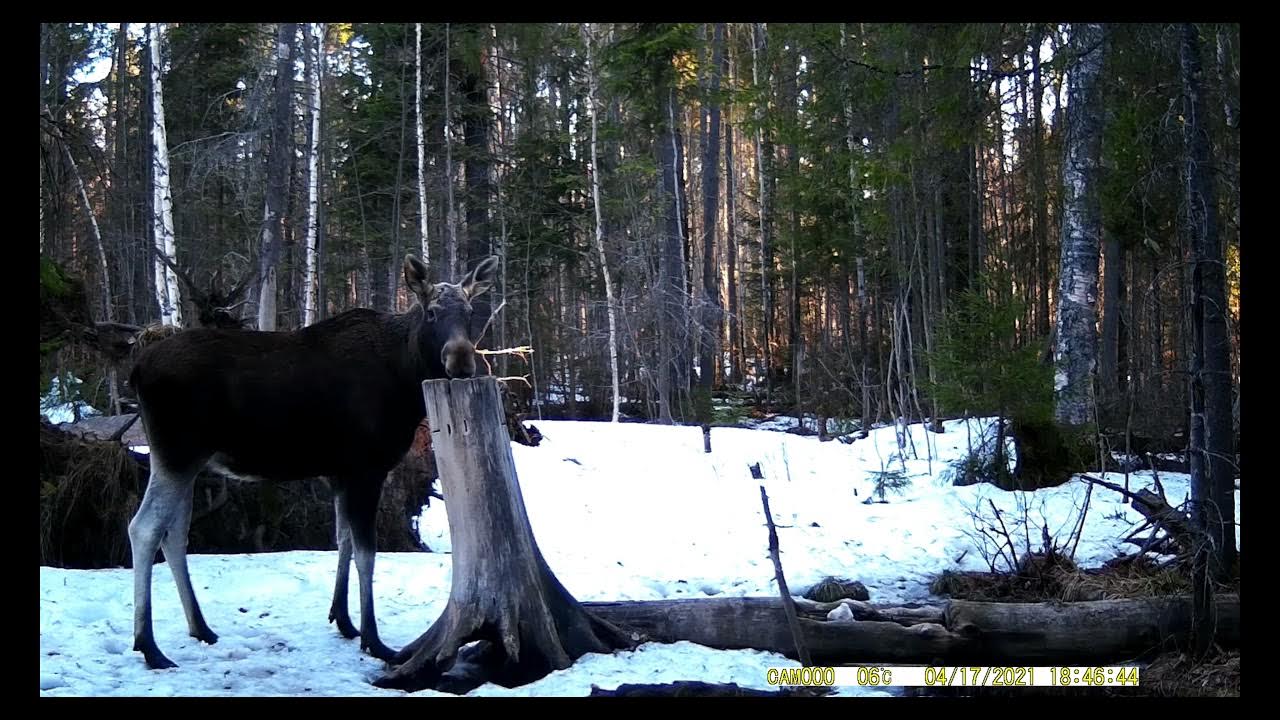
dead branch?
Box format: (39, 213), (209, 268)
(759, 485), (811, 667)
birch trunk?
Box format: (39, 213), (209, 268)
(583, 24), (621, 423)
(148, 23), (182, 327)
(303, 23), (324, 326)
(416, 22), (429, 265)
(1052, 23), (1105, 427)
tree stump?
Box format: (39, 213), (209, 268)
(374, 377), (633, 694)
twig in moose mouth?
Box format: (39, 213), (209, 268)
(759, 485), (812, 668)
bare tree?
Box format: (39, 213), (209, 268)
(583, 23), (621, 422)
(1180, 22), (1236, 584)
(698, 23), (725, 401)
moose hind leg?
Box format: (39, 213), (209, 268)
(128, 458), (200, 669)
(328, 489), (359, 639)
(160, 475), (217, 645)
(345, 476), (396, 661)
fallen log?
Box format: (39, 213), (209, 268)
(793, 598), (946, 626)
(583, 594), (1240, 665)
(944, 594), (1240, 664)
(583, 597), (970, 664)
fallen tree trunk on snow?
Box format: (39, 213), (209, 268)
(582, 594), (1239, 665)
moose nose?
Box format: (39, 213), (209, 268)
(442, 339), (477, 379)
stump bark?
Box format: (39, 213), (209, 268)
(374, 377), (631, 694)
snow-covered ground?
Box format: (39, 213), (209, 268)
(40, 375), (101, 425)
(39, 417), (1240, 697)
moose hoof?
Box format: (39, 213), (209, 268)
(362, 638), (397, 663)
(139, 647), (178, 670)
(134, 636), (179, 670)
(193, 627), (219, 645)
(329, 613), (360, 640)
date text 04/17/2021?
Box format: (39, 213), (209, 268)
(765, 666), (1141, 688)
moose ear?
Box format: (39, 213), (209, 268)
(403, 255), (434, 300)
(462, 256), (499, 300)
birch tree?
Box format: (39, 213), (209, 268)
(149, 22), (182, 327)
(1052, 23), (1105, 427)
(303, 23), (325, 326)
(416, 22), (429, 265)
(582, 23), (621, 422)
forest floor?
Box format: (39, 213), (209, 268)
(40, 411), (1240, 697)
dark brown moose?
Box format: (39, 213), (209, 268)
(126, 254), (498, 669)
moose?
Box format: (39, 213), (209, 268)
(126, 254), (499, 669)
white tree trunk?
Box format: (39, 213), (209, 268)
(303, 23), (324, 327)
(416, 23), (429, 265)
(582, 24), (621, 423)
(1053, 23), (1106, 427)
(149, 22), (182, 327)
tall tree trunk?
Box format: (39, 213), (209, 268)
(1052, 23), (1105, 427)
(257, 22), (296, 331)
(699, 23), (725, 404)
(657, 83), (687, 424)
(463, 32), (493, 341)
(1100, 231), (1123, 397)
(416, 22), (430, 266)
(1180, 22), (1236, 586)
(783, 42), (802, 415)
(489, 24), (509, 373)
(752, 23), (774, 401)
(724, 33), (741, 386)
(1032, 24), (1052, 339)
(303, 23), (324, 327)
(583, 23), (621, 423)
(388, 35), (411, 313)
(444, 24), (459, 281)
(113, 22), (137, 325)
(148, 22), (182, 327)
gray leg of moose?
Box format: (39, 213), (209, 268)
(328, 490), (359, 639)
(128, 459), (199, 669)
(160, 477), (218, 645)
(346, 477), (396, 661)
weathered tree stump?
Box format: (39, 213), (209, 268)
(374, 377), (632, 694)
